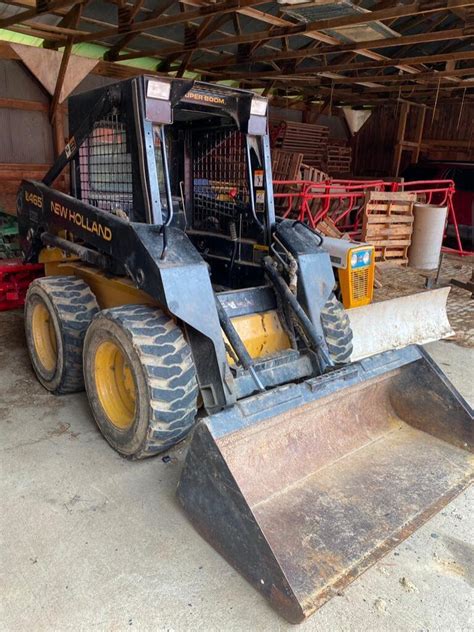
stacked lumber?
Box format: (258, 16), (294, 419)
(326, 143), (352, 176)
(271, 121), (329, 170)
(361, 191), (416, 267)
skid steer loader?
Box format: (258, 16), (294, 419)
(18, 76), (472, 623)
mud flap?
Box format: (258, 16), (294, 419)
(348, 287), (454, 361)
(177, 346), (473, 623)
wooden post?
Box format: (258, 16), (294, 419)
(49, 40), (73, 123)
(392, 102), (409, 176)
(413, 105), (426, 163)
(52, 109), (65, 158)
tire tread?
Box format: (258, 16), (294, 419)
(27, 276), (98, 394)
(320, 292), (353, 364)
(93, 305), (198, 458)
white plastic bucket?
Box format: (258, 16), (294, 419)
(408, 203), (447, 270)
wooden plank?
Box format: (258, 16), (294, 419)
(366, 225), (415, 236)
(365, 205), (415, 213)
(365, 191), (416, 202)
(367, 239), (412, 246)
(376, 259), (409, 267)
(0, 98), (49, 112)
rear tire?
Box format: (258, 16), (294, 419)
(25, 276), (99, 394)
(320, 292), (353, 364)
(83, 305), (198, 459)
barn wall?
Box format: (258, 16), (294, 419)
(351, 105), (397, 177)
(0, 60), (55, 214)
(0, 60), (115, 215)
(352, 102), (474, 178)
(420, 102), (474, 162)
(0, 61), (53, 165)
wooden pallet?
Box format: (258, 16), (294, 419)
(271, 149), (304, 214)
(300, 163), (328, 182)
(272, 149), (304, 183)
(271, 121), (329, 171)
(326, 144), (352, 176)
(316, 216), (344, 238)
(361, 191), (416, 266)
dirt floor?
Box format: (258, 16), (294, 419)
(1, 261), (473, 631)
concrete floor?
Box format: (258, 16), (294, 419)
(1, 309), (473, 632)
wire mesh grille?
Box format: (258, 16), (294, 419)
(351, 268), (370, 301)
(78, 112), (133, 214)
(192, 128), (252, 236)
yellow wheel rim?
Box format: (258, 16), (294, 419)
(32, 302), (58, 372)
(94, 340), (136, 430)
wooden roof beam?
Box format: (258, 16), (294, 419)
(50, 1), (84, 120)
(6, 0), (227, 58)
(352, 80), (474, 92)
(43, 0), (89, 49)
(315, 67), (474, 84)
(104, 0), (175, 61)
(107, 1), (418, 79)
(194, 27), (469, 71)
(216, 50), (474, 79)
(72, 0), (269, 45)
(114, 0), (474, 62)
(0, 0), (78, 29)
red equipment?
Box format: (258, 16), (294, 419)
(273, 178), (472, 256)
(0, 260), (44, 311)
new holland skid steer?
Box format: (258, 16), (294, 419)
(18, 77), (473, 623)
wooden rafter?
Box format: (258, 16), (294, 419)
(0, 0), (472, 109)
(104, 0), (176, 61)
(72, 0), (269, 45)
(218, 50), (474, 80)
(43, 1), (88, 50)
(195, 28), (470, 71)
(317, 67), (474, 84)
(113, 0), (474, 62)
(0, 0), (78, 29)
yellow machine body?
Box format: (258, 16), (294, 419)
(40, 249), (290, 365)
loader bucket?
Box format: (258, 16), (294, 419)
(177, 346), (473, 623)
(348, 287), (454, 362)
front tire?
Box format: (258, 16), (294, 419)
(320, 292), (353, 364)
(83, 305), (198, 459)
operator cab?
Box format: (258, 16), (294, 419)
(157, 107), (270, 289)
(68, 76), (273, 291)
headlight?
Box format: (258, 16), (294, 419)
(350, 253), (358, 267)
(147, 80), (171, 100)
(362, 251), (371, 265)
(250, 96), (268, 116)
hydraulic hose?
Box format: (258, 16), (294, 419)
(263, 256), (333, 371)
